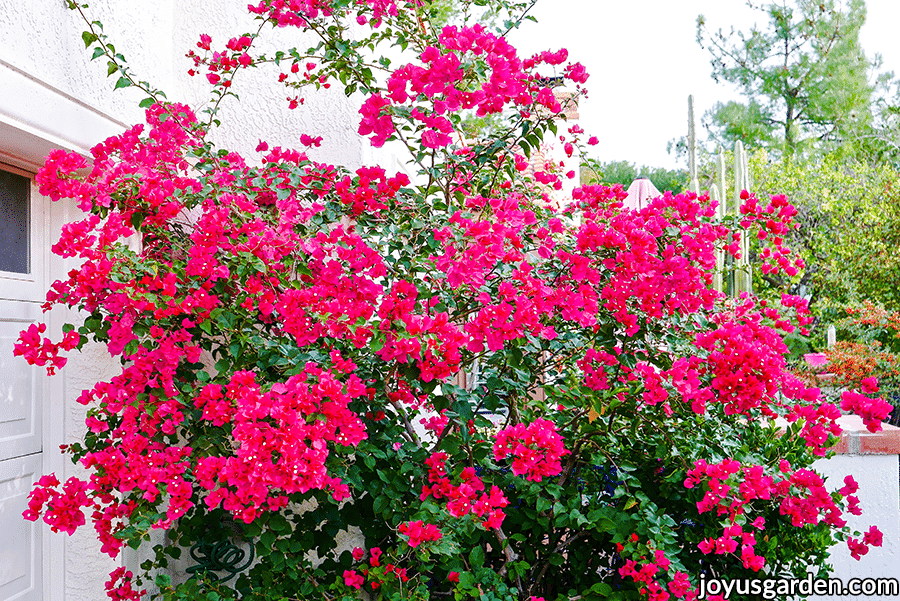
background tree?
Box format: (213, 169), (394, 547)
(748, 151), (900, 309)
(697, 0), (889, 160)
(581, 159), (687, 194)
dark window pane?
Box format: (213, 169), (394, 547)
(0, 169), (30, 274)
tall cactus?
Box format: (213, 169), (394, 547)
(686, 96), (752, 297)
(688, 95), (700, 194)
(711, 151), (726, 293)
(715, 143), (752, 297)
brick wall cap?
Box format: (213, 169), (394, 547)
(830, 414), (900, 455)
(771, 415), (900, 455)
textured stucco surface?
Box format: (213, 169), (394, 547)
(811, 454), (900, 600)
(0, 0), (174, 127)
(0, 0), (373, 169)
(62, 341), (124, 601)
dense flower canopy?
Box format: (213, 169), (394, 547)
(17, 1), (890, 600)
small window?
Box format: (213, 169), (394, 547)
(0, 169), (29, 274)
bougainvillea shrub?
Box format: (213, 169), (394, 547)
(17, 1), (890, 600)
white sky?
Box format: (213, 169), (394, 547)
(507, 0), (900, 170)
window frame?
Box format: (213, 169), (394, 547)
(0, 162), (46, 303)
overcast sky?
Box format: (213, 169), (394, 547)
(507, 0), (900, 170)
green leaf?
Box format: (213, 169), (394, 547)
(81, 31), (97, 48)
(268, 513), (289, 533)
(458, 571), (475, 588)
(468, 545), (484, 568)
(123, 339), (140, 357)
(591, 583), (613, 596)
(91, 46), (105, 60)
(138, 97), (154, 108)
(114, 77), (131, 90)
(372, 494), (389, 514)
(258, 529), (276, 551)
(518, 139), (531, 157)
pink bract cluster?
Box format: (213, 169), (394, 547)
(194, 365), (367, 522)
(840, 389), (894, 433)
(493, 419), (568, 482)
(13, 323), (79, 374)
(346, 546), (410, 591)
(618, 545), (696, 601)
(685, 460), (883, 565)
(248, 0), (405, 28)
(421, 451), (508, 528)
(16, 91), (873, 599)
(104, 567), (144, 601)
(398, 519), (443, 547)
(359, 24), (588, 147)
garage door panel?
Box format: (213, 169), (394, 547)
(0, 453), (43, 601)
(0, 300), (42, 460)
(0, 167), (45, 601)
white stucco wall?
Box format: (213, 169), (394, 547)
(811, 453), (900, 600)
(0, 1), (171, 129)
(0, 0), (379, 170)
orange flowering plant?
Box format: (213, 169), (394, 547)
(814, 301), (900, 426)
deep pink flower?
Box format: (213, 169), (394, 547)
(863, 525), (883, 547)
(493, 419), (569, 482)
(343, 570), (364, 589)
(398, 520), (442, 547)
(847, 537), (869, 560)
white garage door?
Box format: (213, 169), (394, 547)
(0, 165), (45, 601)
